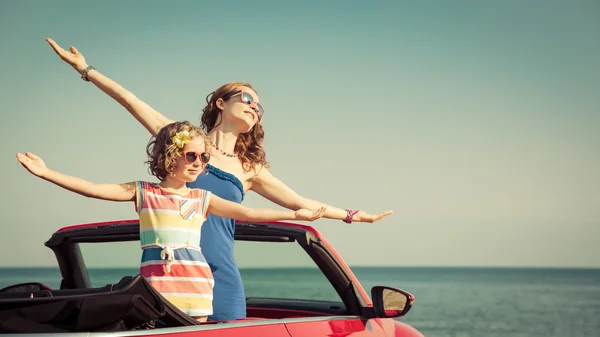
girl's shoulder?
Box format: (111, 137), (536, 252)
(136, 181), (160, 191)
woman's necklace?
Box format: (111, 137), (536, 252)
(208, 138), (237, 158)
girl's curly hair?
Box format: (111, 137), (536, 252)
(145, 121), (208, 181)
(201, 82), (270, 172)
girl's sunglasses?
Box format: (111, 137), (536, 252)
(183, 151), (210, 164)
(223, 90), (264, 120)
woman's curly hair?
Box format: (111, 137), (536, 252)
(201, 82), (269, 173)
(145, 121), (208, 181)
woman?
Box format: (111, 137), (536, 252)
(46, 38), (392, 321)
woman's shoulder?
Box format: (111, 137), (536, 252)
(248, 163), (271, 181)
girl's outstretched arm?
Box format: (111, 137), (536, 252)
(250, 168), (392, 223)
(16, 152), (136, 202)
(46, 38), (172, 136)
(207, 194), (326, 222)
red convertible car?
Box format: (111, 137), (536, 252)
(0, 220), (424, 337)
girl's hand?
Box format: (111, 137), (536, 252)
(16, 152), (49, 178)
(295, 206), (327, 222)
(46, 38), (88, 74)
(354, 210), (393, 223)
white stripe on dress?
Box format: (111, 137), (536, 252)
(140, 260), (209, 267)
(146, 276), (214, 284)
(187, 309), (213, 316)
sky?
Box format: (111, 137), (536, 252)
(1, 0), (599, 268)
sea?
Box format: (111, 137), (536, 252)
(1, 267), (599, 337)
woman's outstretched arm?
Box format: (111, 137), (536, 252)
(46, 38), (172, 136)
(250, 168), (392, 223)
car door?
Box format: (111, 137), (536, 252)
(152, 323), (293, 337)
(284, 316), (388, 337)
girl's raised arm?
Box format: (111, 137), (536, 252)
(207, 193), (326, 222)
(17, 152), (136, 202)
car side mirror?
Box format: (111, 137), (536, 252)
(371, 286), (414, 318)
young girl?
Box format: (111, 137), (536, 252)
(16, 121), (325, 322)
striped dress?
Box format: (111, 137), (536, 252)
(135, 181), (214, 317)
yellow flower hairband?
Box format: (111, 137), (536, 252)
(172, 131), (191, 149)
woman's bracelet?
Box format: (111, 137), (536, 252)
(343, 209), (359, 224)
(81, 65), (95, 82)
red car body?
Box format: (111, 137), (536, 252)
(0, 220), (424, 337)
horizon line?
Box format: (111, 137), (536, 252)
(1, 265), (599, 270)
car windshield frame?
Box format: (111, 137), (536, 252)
(44, 220), (371, 316)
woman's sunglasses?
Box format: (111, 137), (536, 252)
(183, 151), (210, 164)
(223, 90), (264, 120)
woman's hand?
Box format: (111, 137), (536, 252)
(294, 207), (327, 222)
(353, 210), (393, 223)
(46, 38), (88, 74)
(45, 37), (171, 136)
(16, 152), (49, 178)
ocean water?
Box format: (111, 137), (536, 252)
(1, 267), (599, 337)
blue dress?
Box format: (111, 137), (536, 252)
(187, 164), (246, 321)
